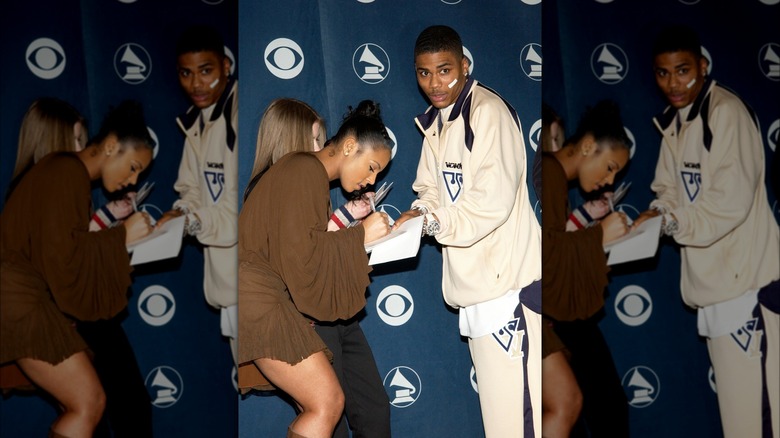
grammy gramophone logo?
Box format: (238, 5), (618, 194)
(622, 366), (660, 408)
(114, 43), (152, 85)
(591, 43), (629, 84)
(352, 43), (390, 84)
(383, 366), (421, 408)
(145, 366), (184, 408)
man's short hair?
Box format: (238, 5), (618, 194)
(176, 25), (225, 58)
(652, 25), (702, 59)
(414, 25), (463, 60)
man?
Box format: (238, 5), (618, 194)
(158, 25), (238, 364)
(394, 25), (542, 437)
(635, 25), (779, 438)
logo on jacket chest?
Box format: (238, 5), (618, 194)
(442, 162), (463, 202)
(681, 161), (702, 202)
(204, 162), (225, 202)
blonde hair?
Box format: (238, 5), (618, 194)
(250, 98), (325, 179)
(13, 98), (85, 178)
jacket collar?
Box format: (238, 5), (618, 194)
(416, 76), (476, 130)
(177, 76), (236, 130)
(654, 76), (714, 130)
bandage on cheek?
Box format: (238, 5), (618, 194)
(448, 78), (458, 89)
(686, 78), (696, 89)
(209, 78), (220, 89)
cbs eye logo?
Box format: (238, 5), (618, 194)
(614, 285), (652, 327)
(265, 38), (304, 80)
(376, 285), (414, 327)
(26, 38), (66, 79)
(138, 285), (176, 327)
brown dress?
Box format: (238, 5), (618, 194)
(541, 153), (609, 356)
(0, 153), (131, 369)
(237, 153), (371, 391)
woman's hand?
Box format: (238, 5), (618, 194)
(600, 211), (630, 245)
(107, 192), (137, 221)
(583, 191), (613, 221)
(347, 192), (375, 220)
(124, 211), (154, 245)
(362, 211), (391, 244)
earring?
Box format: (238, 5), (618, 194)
(344, 150), (350, 156)
(105, 150), (111, 157)
(582, 150), (588, 157)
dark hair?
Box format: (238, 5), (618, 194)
(652, 25), (702, 59)
(90, 100), (154, 151)
(414, 25), (463, 60)
(176, 25), (225, 58)
(327, 100), (394, 152)
(566, 100), (630, 151)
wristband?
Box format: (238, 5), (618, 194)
(330, 204), (356, 229)
(568, 205), (594, 230)
(422, 213), (441, 236)
(184, 212), (202, 236)
(92, 205), (118, 230)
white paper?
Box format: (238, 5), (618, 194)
(366, 215), (424, 265)
(128, 216), (185, 265)
(605, 215), (662, 265)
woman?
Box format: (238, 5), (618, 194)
(0, 100), (154, 438)
(2, 98), (153, 437)
(240, 98), (390, 437)
(239, 100), (392, 438)
(541, 100), (631, 437)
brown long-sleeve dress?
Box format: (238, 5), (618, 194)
(0, 153), (131, 367)
(237, 152), (371, 391)
(541, 153), (609, 356)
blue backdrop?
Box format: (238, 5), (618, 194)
(237, 0), (541, 437)
(544, 1), (779, 437)
(0, 1), (238, 436)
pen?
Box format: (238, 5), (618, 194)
(607, 195), (614, 213)
(131, 196), (138, 212)
(369, 193), (376, 213)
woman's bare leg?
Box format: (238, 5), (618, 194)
(542, 350), (582, 438)
(256, 351), (344, 438)
(17, 352), (105, 438)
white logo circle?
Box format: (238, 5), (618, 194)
(353, 43), (390, 84)
(265, 38), (304, 79)
(520, 43), (542, 81)
(521, 0), (542, 4)
(529, 118), (542, 152)
(386, 126), (398, 159)
(137, 285), (176, 326)
(463, 46), (475, 76)
(591, 43), (629, 84)
(145, 365), (184, 408)
(26, 38), (66, 79)
(470, 366), (479, 393)
(614, 285), (652, 326)
(759, 43), (780, 81)
(767, 119), (779, 152)
(594, 0), (614, 3)
(441, 0), (462, 3)
(357, 0), (375, 2)
(679, 0), (701, 4)
(225, 45), (236, 76)
(625, 126), (636, 159)
(147, 126), (159, 159)
(376, 285), (414, 326)
(117, 0), (137, 3)
(622, 365), (660, 408)
(202, 0), (224, 4)
(114, 43), (152, 84)
(759, 0), (780, 4)
(383, 366), (422, 408)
